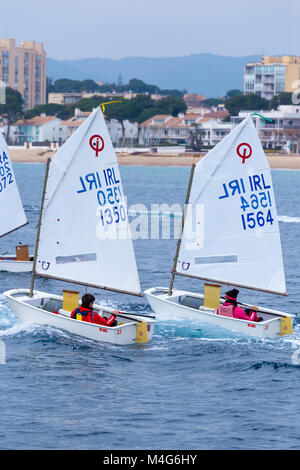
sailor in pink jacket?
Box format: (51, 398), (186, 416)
(217, 288), (261, 322)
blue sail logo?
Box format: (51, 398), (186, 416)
(181, 261), (190, 271)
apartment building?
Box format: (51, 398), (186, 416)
(244, 56), (300, 100)
(0, 38), (46, 110)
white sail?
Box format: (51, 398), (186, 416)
(177, 115), (286, 294)
(0, 132), (27, 237)
(35, 107), (142, 295)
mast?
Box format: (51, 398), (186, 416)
(168, 160), (197, 295)
(29, 158), (51, 297)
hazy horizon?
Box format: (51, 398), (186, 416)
(48, 52), (263, 61)
(1, 0), (298, 61)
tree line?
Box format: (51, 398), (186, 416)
(25, 93), (188, 124)
(0, 82), (294, 144)
(0, 87), (188, 143)
(47, 77), (185, 98)
(203, 89), (293, 117)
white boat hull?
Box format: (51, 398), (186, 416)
(144, 287), (295, 339)
(4, 289), (155, 345)
(0, 257), (33, 273)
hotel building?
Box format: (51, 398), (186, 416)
(244, 56), (300, 100)
(0, 38), (46, 110)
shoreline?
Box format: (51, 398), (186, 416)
(8, 148), (300, 170)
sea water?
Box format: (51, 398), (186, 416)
(0, 164), (299, 450)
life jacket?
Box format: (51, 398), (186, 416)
(71, 306), (93, 322)
(216, 304), (235, 318)
(217, 303), (259, 322)
(71, 306), (117, 326)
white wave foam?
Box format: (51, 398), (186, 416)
(0, 321), (37, 337)
(278, 215), (300, 223)
(129, 210), (300, 223)
(0, 295), (16, 325)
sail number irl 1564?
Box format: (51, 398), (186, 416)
(240, 191), (274, 230)
(218, 173), (275, 232)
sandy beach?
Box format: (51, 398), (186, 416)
(8, 148), (300, 169)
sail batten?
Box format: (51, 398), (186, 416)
(176, 116), (286, 295)
(174, 271), (287, 296)
(37, 273), (144, 297)
(0, 133), (27, 237)
(35, 107), (142, 295)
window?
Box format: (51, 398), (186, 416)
(263, 65), (275, 74)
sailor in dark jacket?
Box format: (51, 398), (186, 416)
(71, 293), (118, 326)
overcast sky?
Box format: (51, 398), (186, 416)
(2, 0), (298, 60)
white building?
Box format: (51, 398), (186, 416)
(106, 119), (138, 146)
(231, 105), (300, 153)
(138, 111), (231, 148)
(60, 108), (92, 141)
(61, 109), (138, 146)
(13, 115), (64, 145)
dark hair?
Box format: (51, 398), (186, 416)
(226, 297), (237, 306)
(81, 293), (95, 308)
(225, 288), (239, 306)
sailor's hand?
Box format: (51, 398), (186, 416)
(251, 306), (258, 311)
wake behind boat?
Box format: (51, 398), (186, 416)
(145, 115), (295, 338)
(5, 289), (155, 345)
(145, 287), (293, 338)
(4, 106), (155, 345)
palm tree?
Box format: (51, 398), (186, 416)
(188, 123), (205, 152)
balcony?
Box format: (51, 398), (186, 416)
(282, 125), (300, 130)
